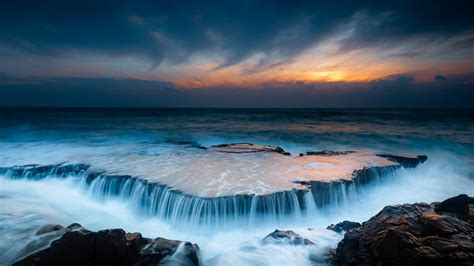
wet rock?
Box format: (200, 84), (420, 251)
(262, 229), (315, 245)
(14, 223), (199, 266)
(210, 143), (291, 156)
(435, 194), (474, 218)
(327, 221), (361, 233)
(165, 140), (207, 150)
(299, 150), (356, 157)
(376, 154), (428, 168)
(35, 224), (65, 235)
(335, 194), (474, 265)
(13, 224), (69, 263)
(466, 205), (474, 225)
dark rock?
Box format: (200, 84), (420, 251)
(327, 221), (361, 233)
(14, 223), (199, 266)
(36, 224), (65, 235)
(165, 140), (207, 150)
(210, 143), (291, 156)
(262, 230), (315, 245)
(299, 150), (356, 157)
(335, 194), (474, 265)
(466, 205), (474, 225)
(435, 194), (474, 218)
(13, 224), (69, 263)
(376, 154), (428, 168)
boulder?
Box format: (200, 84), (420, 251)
(262, 229), (314, 245)
(14, 223), (199, 266)
(327, 221), (361, 233)
(335, 194), (474, 265)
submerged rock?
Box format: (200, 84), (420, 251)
(326, 221), (361, 233)
(335, 194), (474, 265)
(165, 140), (207, 150)
(299, 150), (356, 157)
(262, 230), (315, 245)
(210, 143), (291, 155)
(376, 154), (428, 168)
(14, 223), (199, 266)
(0, 163), (90, 180)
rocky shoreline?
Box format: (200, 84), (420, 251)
(261, 194), (473, 265)
(13, 194), (473, 265)
(334, 194), (474, 265)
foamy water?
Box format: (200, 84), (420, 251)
(0, 108), (473, 265)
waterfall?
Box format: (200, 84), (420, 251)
(0, 163), (402, 228)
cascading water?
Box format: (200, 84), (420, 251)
(0, 163), (402, 229)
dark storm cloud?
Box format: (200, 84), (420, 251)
(370, 74), (415, 91)
(1, 75), (472, 108)
(0, 77), (179, 107)
(1, 0), (473, 70)
(337, 1), (474, 52)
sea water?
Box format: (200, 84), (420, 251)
(0, 108), (473, 265)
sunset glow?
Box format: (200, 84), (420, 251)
(0, 0), (472, 107)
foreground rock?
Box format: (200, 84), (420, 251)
(262, 229), (314, 245)
(327, 221), (361, 233)
(14, 223), (199, 266)
(335, 194), (474, 265)
(210, 143), (291, 155)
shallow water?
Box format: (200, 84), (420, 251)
(0, 108), (473, 265)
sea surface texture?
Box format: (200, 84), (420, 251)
(1, 108), (473, 265)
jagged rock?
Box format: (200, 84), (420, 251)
(14, 223), (199, 266)
(299, 150), (356, 157)
(327, 221), (361, 233)
(335, 194), (474, 266)
(376, 154), (428, 168)
(435, 194), (474, 218)
(262, 230), (314, 245)
(210, 143), (291, 155)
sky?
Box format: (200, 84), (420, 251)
(0, 0), (473, 107)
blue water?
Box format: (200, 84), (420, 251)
(0, 108), (473, 265)
(1, 108), (472, 149)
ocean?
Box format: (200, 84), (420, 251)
(1, 108), (473, 265)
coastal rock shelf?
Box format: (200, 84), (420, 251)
(0, 148), (427, 226)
